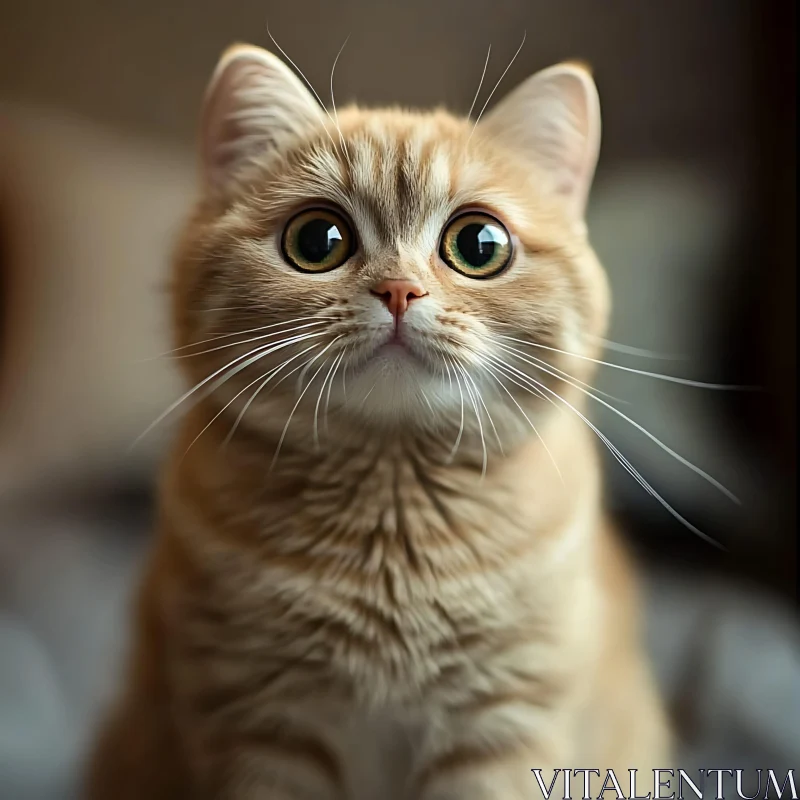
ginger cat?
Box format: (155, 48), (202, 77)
(87, 44), (671, 799)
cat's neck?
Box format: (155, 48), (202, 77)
(165, 397), (599, 557)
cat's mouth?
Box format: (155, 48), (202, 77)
(341, 322), (465, 393)
(372, 327), (428, 365)
(345, 328), (438, 382)
(377, 331), (411, 354)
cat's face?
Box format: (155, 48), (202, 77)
(173, 46), (609, 450)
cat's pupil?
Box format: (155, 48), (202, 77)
(456, 223), (504, 267)
(298, 219), (343, 263)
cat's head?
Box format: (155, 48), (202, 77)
(172, 44), (609, 453)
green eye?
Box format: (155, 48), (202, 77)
(439, 212), (512, 278)
(281, 208), (355, 273)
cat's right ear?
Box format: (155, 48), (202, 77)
(200, 44), (322, 198)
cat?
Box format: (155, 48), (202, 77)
(86, 43), (671, 800)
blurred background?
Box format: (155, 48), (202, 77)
(0, 1), (796, 797)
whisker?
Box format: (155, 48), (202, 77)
(443, 357), (454, 396)
(466, 44), (492, 119)
(484, 350), (570, 453)
(478, 358), (563, 484)
(357, 380), (378, 411)
(312, 357), (332, 450)
(455, 359), (487, 479)
(588, 336), (686, 361)
(222, 360), (310, 448)
(323, 346), (348, 437)
(192, 305), (262, 313)
(446, 356), (466, 463)
(131, 331), (326, 449)
(489, 359), (725, 550)
(145, 317), (326, 360)
(183, 343), (321, 460)
(270, 337), (343, 470)
(495, 340), (627, 405)
(224, 339), (339, 447)
(330, 34), (353, 169)
(469, 31), (527, 140)
(419, 386), (435, 415)
(461, 365), (504, 456)
(496, 342), (740, 504)
(314, 350), (345, 448)
(266, 24), (343, 156)
(162, 321), (328, 360)
(496, 333), (750, 390)
(484, 352), (550, 405)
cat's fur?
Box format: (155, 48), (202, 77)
(87, 44), (671, 799)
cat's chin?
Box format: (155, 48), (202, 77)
(375, 341), (415, 359)
(335, 350), (454, 428)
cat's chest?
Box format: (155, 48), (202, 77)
(217, 509), (542, 707)
(174, 448), (556, 699)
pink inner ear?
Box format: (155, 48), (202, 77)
(555, 148), (588, 198)
(202, 60), (257, 184)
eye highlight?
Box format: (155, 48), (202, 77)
(281, 208), (355, 273)
(439, 212), (512, 279)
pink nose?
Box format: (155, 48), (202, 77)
(371, 279), (428, 320)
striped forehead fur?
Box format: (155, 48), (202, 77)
(243, 108), (555, 259)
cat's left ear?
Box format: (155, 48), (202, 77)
(480, 62), (601, 221)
